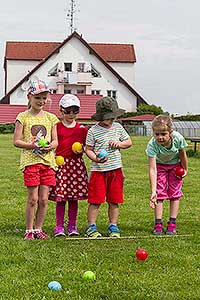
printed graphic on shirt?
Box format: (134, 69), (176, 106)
(31, 125), (48, 155)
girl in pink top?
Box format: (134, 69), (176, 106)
(49, 94), (88, 237)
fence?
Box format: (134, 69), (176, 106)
(124, 121), (200, 137)
(123, 125), (147, 136)
(173, 121), (200, 138)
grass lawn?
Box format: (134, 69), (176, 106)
(0, 134), (200, 300)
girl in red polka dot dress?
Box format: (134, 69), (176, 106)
(49, 94), (88, 237)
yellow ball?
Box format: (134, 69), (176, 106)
(55, 155), (65, 166)
(72, 142), (82, 153)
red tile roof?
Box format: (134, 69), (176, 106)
(5, 41), (136, 63)
(0, 94), (101, 124)
(90, 43), (136, 63)
(121, 114), (155, 122)
(5, 42), (61, 60)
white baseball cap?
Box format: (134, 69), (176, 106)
(59, 94), (80, 108)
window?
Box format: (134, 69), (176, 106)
(107, 90), (117, 99)
(64, 63), (72, 72)
(91, 64), (101, 77)
(48, 63), (59, 76)
(91, 90), (101, 95)
(77, 89), (84, 94)
(64, 89), (71, 94)
(77, 63), (85, 72)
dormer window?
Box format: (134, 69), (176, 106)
(91, 64), (101, 78)
(48, 63), (59, 76)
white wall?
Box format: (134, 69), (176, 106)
(6, 60), (40, 93)
(10, 37), (137, 112)
(108, 62), (135, 87)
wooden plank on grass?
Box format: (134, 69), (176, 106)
(65, 234), (192, 241)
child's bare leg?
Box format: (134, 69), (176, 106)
(35, 185), (49, 229)
(87, 203), (100, 225)
(108, 202), (119, 224)
(154, 200), (163, 220)
(26, 186), (39, 230)
(169, 199), (180, 218)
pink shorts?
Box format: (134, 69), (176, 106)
(88, 168), (124, 204)
(23, 164), (56, 187)
(157, 163), (183, 201)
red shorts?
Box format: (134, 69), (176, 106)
(23, 164), (56, 187)
(88, 168), (124, 204)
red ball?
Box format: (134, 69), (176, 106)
(136, 248), (148, 261)
(175, 166), (185, 177)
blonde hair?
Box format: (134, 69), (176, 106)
(27, 94), (31, 109)
(152, 115), (173, 133)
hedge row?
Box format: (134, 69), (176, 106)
(0, 123), (15, 134)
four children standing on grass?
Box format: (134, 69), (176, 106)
(13, 81), (188, 239)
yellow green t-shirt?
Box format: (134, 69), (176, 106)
(16, 110), (59, 171)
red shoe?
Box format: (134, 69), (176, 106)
(34, 230), (49, 239)
(153, 223), (163, 235)
(166, 222), (176, 235)
(24, 231), (35, 240)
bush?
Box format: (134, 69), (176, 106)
(0, 123), (15, 134)
(186, 148), (200, 158)
(186, 149), (195, 157)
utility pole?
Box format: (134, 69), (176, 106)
(66, 0), (78, 34)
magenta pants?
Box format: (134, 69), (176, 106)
(157, 163), (183, 201)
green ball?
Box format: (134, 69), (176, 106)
(83, 271), (96, 281)
(38, 139), (48, 147)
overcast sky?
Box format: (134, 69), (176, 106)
(1, 0), (199, 115)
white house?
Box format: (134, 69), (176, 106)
(1, 31), (147, 112)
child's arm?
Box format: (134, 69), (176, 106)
(179, 148), (188, 177)
(85, 145), (108, 163)
(13, 121), (40, 150)
(109, 137), (132, 149)
(148, 156), (157, 209)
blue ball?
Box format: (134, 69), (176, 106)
(98, 149), (108, 159)
(48, 281), (62, 291)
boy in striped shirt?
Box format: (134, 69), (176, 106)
(85, 97), (132, 238)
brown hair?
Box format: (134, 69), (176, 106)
(152, 115), (173, 133)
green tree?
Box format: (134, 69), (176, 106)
(137, 104), (165, 115)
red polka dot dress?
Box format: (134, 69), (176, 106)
(49, 122), (88, 202)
